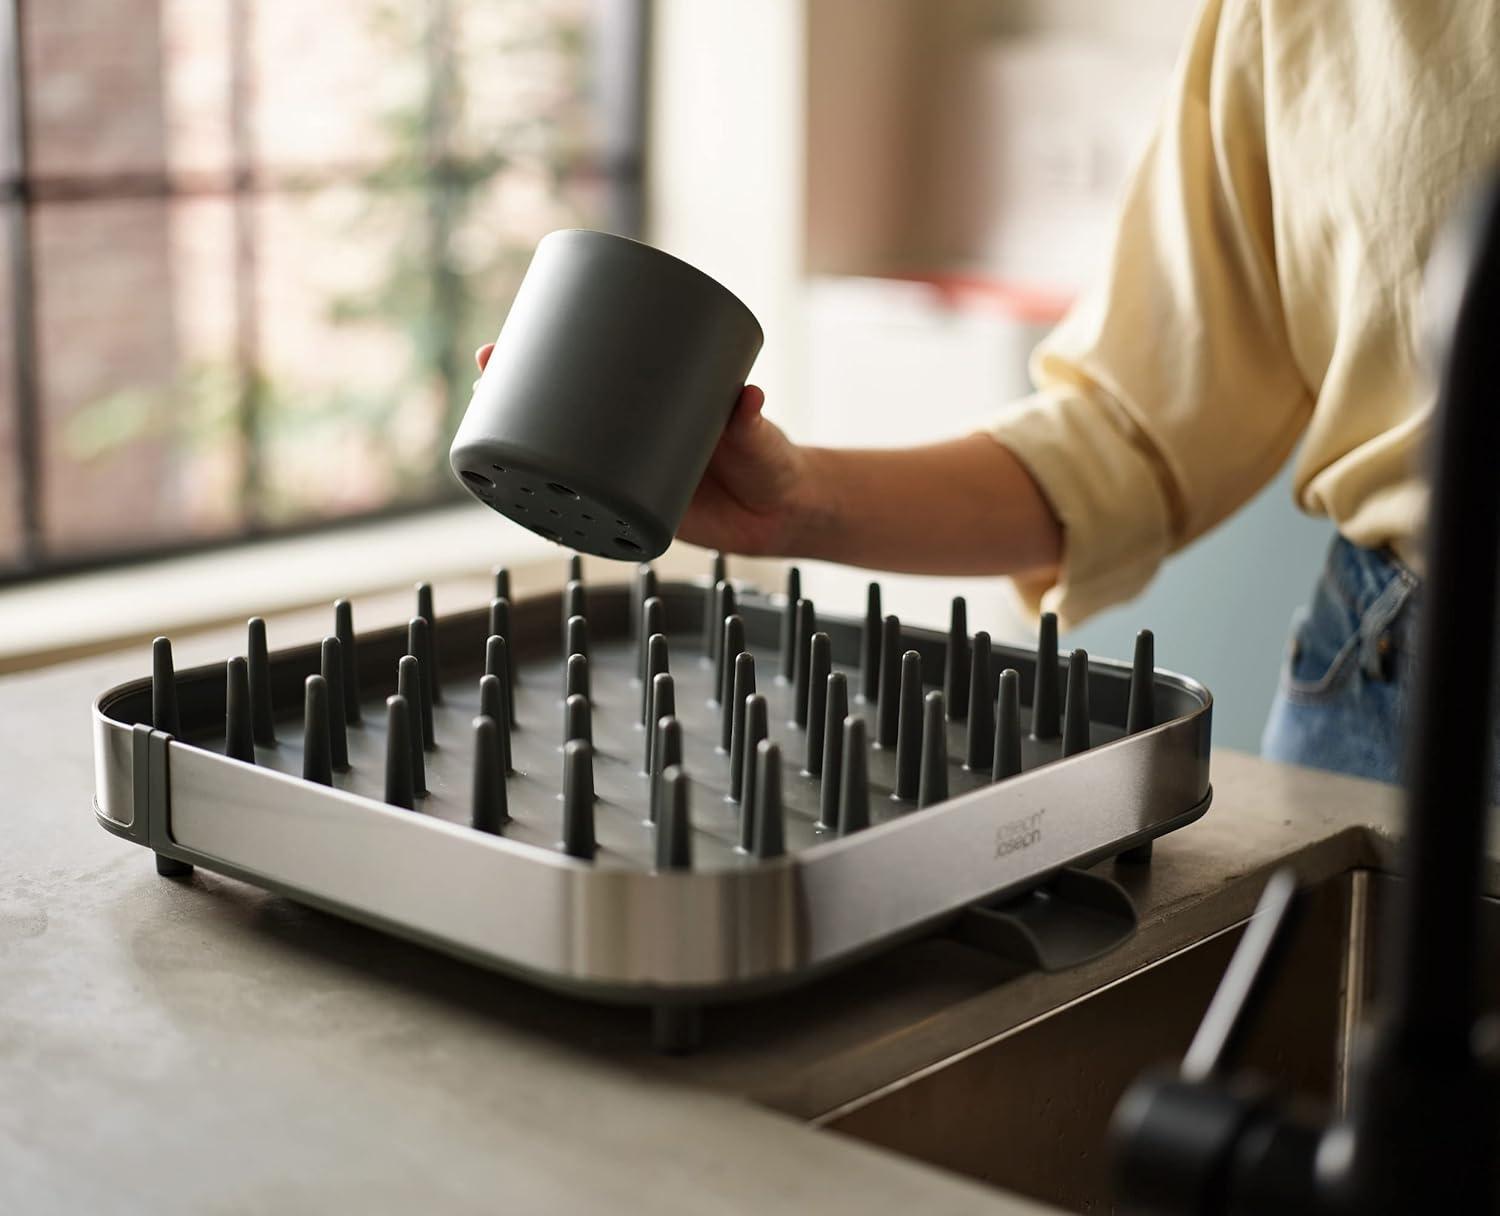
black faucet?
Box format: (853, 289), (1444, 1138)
(1110, 169), (1500, 1213)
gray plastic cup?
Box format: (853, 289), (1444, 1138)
(449, 229), (764, 560)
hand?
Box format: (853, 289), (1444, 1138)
(474, 344), (814, 556)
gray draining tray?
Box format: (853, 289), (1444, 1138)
(92, 573), (1212, 1011)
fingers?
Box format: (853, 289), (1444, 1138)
(738, 384), (766, 417)
(474, 343), (495, 372)
(726, 384), (766, 434)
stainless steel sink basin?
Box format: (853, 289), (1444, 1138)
(818, 870), (1500, 1213)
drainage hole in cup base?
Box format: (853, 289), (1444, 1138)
(519, 485), (535, 494)
(613, 536), (643, 554)
(547, 482), (579, 499)
(461, 470), (493, 489)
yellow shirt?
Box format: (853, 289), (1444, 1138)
(989, 0), (1500, 627)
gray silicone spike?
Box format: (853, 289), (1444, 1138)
(803, 632), (832, 773)
(702, 555), (728, 655)
(894, 650), (923, 799)
(487, 597), (515, 698)
(656, 764), (692, 871)
(565, 692), (592, 746)
(778, 566), (801, 679)
(247, 617), (275, 744)
(876, 615), (902, 748)
(791, 599), (817, 727)
(709, 581), (736, 667)
(838, 716), (870, 836)
(649, 715), (683, 825)
(943, 597), (970, 722)
(1032, 611), (1061, 740)
(225, 656), (255, 763)
(727, 653), (757, 783)
(406, 617), (435, 750)
(738, 693), (769, 849)
(646, 672), (676, 774)
(859, 582), (882, 702)
(487, 595), (511, 650)
(565, 614), (589, 667)
(415, 582), (441, 703)
(566, 652), (590, 704)
(478, 673), (512, 774)
(471, 714), (509, 834)
(753, 740), (785, 859)
(333, 600), (360, 726)
(562, 739), (596, 858)
(994, 669), (1023, 781)
(1062, 648), (1091, 756)
(641, 632), (668, 726)
(492, 565), (510, 602)
(383, 694), (416, 810)
(561, 579), (586, 646)
(1127, 629), (1155, 734)
(484, 635), (516, 726)
(1118, 631), (1157, 864)
(918, 691), (949, 808)
(396, 655), (427, 796)
(320, 636), (349, 771)
(714, 612), (744, 710)
(302, 674), (333, 786)
(568, 553), (583, 583)
(639, 596), (664, 689)
(818, 672), (848, 829)
(632, 564), (656, 644)
(964, 630), (995, 772)
(151, 636), (181, 737)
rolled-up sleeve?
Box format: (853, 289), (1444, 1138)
(989, 0), (1311, 627)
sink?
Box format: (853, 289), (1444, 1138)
(818, 870), (1500, 1213)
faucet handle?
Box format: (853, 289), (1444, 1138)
(1110, 869), (1319, 1215)
(1181, 868), (1302, 1082)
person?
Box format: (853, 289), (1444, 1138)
(478, 1), (1500, 790)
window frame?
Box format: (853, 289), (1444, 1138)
(0, 0), (648, 586)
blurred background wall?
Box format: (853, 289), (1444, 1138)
(0, 0), (1331, 747)
(650, 0), (1331, 750)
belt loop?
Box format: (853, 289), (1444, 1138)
(1357, 566), (1418, 679)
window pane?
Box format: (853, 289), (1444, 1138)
(159, 0), (235, 179)
(248, 2), (425, 175)
(451, 0), (600, 162)
(24, 0), (176, 179)
(33, 197), (244, 556)
(252, 184), (439, 525)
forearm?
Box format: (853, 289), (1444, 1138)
(783, 434), (1062, 579)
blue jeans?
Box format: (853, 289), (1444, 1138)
(1261, 535), (1500, 796)
(1262, 537), (1419, 784)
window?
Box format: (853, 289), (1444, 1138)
(0, 0), (646, 580)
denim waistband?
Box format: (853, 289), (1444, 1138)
(1320, 536), (1422, 680)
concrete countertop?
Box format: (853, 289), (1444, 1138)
(4, 588), (1479, 1214)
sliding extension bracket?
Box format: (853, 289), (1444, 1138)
(952, 866), (1138, 973)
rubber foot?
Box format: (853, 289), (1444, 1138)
(652, 1004), (703, 1054)
(155, 853), (193, 877)
(1118, 841), (1154, 865)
